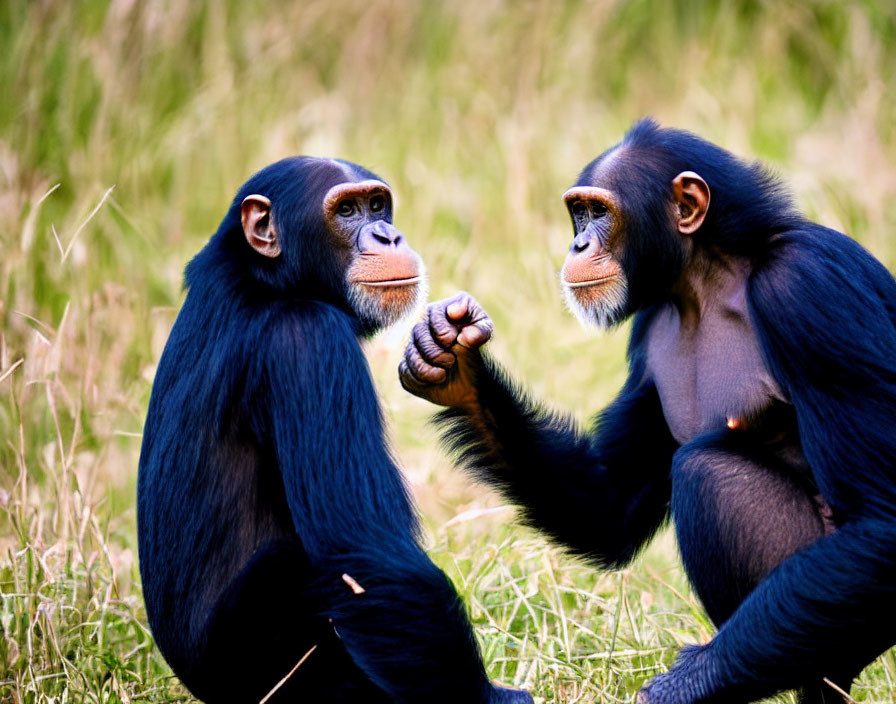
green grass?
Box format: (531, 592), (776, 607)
(2, 0), (896, 701)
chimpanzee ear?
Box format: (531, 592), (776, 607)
(241, 194), (281, 258)
(672, 171), (710, 235)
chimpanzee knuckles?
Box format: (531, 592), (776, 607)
(428, 293), (494, 350)
(427, 302), (461, 348)
(413, 322), (456, 368)
(397, 359), (423, 393)
(404, 336), (448, 383)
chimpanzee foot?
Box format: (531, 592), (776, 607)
(491, 683), (535, 703)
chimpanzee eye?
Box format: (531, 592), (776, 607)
(592, 202), (608, 218)
(337, 200), (355, 217)
(571, 201), (586, 218)
(370, 195), (385, 213)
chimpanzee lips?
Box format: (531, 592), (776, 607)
(561, 264), (628, 330)
(348, 267), (427, 332)
(355, 276), (422, 287)
(350, 250), (422, 288)
(563, 273), (621, 288)
(561, 253), (622, 287)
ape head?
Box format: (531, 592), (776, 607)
(560, 119), (793, 328)
(200, 157), (426, 334)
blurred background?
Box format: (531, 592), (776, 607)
(1, 1), (895, 701)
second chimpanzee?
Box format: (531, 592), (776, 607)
(400, 120), (896, 703)
(138, 157), (533, 704)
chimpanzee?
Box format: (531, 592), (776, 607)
(400, 120), (896, 704)
(137, 157), (534, 704)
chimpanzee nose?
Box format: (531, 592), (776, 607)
(572, 232), (592, 253)
(360, 221), (404, 250)
(372, 221), (401, 245)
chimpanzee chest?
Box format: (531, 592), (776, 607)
(645, 292), (785, 446)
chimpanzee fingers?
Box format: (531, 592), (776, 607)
(457, 316), (493, 349)
(427, 296), (465, 349)
(403, 344), (448, 384)
(428, 292), (493, 351)
(398, 359), (428, 395)
(412, 321), (456, 368)
(448, 293), (493, 350)
(445, 295), (471, 323)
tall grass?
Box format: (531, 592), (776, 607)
(1, 1), (895, 701)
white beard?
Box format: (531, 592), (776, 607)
(348, 264), (428, 332)
(561, 273), (629, 330)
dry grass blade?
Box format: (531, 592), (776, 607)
(258, 644), (318, 704)
(55, 186), (116, 262)
(822, 678), (858, 704)
(0, 359), (24, 384)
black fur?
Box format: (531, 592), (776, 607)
(438, 312), (677, 569)
(138, 157), (530, 703)
(436, 121), (896, 703)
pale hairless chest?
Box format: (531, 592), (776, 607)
(644, 254), (834, 532)
(644, 256), (784, 445)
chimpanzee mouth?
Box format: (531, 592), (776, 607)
(563, 274), (621, 288)
(356, 276), (422, 287)
(349, 269), (428, 332)
(561, 269), (628, 330)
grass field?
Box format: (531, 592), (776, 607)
(2, 1), (896, 702)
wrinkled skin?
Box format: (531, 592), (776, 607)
(398, 292), (493, 409)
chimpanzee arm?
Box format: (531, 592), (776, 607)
(263, 302), (492, 703)
(435, 311), (678, 568)
(640, 228), (896, 704)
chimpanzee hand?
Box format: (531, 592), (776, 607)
(637, 644), (721, 704)
(399, 292), (493, 409)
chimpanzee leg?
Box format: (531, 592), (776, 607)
(671, 434), (825, 624)
(671, 433), (857, 703)
(187, 540), (391, 704)
(305, 540), (499, 703)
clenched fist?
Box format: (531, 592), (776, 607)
(399, 292), (493, 409)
